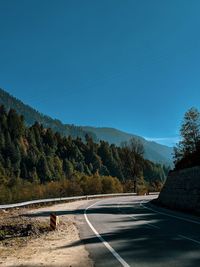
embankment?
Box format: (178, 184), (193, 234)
(157, 166), (200, 214)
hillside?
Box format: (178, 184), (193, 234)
(0, 88), (97, 141)
(0, 88), (172, 165)
(83, 127), (173, 166)
(0, 106), (167, 203)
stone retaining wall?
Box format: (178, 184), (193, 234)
(157, 166), (200, 213)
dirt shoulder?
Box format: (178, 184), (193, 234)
(0, 200), (93, 267)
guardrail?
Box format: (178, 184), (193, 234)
(0, 192), (159, 209)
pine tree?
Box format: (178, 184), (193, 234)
(63, 159), (74, 177)
(174, 107), (200, 165)
(37, 156), (52, 183)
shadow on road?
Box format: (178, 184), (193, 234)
(23, 201), (200, 267)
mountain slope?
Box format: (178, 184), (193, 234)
(82, 126), (173, 166)
(0, 88), (173, 165)
(0, 88), (97, 141)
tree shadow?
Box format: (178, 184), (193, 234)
(22, 201), (158, 218)
(21, 201), (200, 267)
(60, 218), (200, 267)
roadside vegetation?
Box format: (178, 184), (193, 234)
(173, 107), (200, 170)
(0, 105), (169, 204)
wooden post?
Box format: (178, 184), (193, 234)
(50, 213), (59, 230)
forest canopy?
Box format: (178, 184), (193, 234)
(0, 105), (169, 204)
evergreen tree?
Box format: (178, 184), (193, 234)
(174, 107), (200, 166)
(63, 159), (74, 177)
(0, 105), (166, 203)
(38, 156), (52, 183)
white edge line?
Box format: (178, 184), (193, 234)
(140, 202), (200, 226)
(179, 235), (200, 245)
(141, 202), (200, 245)
(84, 200), (130, 267)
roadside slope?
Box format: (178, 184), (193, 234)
(0, 200), (93, 267)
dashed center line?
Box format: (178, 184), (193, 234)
(84, 197), (200, 267)
(117, 202), (160, 229)
(141, 201), (200, 245)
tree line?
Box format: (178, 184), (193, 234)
(173, 107), (200, 170)
(0, 105), (169, 203)
(0, 88), (97, 141)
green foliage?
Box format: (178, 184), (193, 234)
(0, 105), (167, 204)
(174, 107), (200, 170)
(63, 159), (74, 177)
(174, 107), (200, 162)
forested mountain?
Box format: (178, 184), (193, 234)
(83, 127), (173, 166)
(0, 88), (97, 141)
(0, 106), (169, 203)
(0, 88), (172, 165)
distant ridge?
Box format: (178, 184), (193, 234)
(82, 127), (173, 166)
(0, 88), (173, 165)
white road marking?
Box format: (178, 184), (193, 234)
(117, 203), (160, 229)
(84, 200), (130, 267)
(179, 235), (200, 245)
(140, 202), (200, 225)
(85, 196), (200, 267)
(141, 201), (200, 245)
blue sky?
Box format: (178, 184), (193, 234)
(1, 0), (200, 147)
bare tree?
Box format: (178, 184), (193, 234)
(121, 137), (145, 192)
(129, 137), (144, 156)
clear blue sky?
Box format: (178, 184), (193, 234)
(1, 0), (200, 147)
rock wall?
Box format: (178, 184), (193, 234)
(157, 166), (200, 214)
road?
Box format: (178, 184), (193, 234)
(75, 195), (200, 267)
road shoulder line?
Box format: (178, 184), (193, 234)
(84, 200), (130, 267)
(141, 202), (200, 225)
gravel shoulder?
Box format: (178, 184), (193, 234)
(0, 200), (93, 267)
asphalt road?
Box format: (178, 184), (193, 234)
(75, 195), (200, 267)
